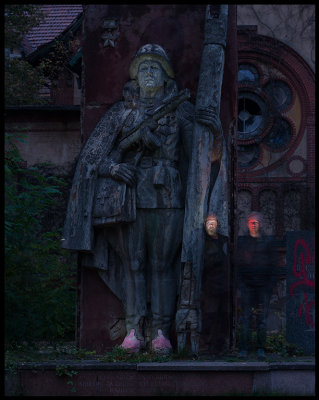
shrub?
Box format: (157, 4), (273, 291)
(5, 132), (76, 343)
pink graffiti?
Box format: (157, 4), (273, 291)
(297, 292), (315, 328)
(289, 238), (315, 329)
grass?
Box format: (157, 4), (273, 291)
(5, 337), (313, 376)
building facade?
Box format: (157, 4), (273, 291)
(5, 4), (315, 350)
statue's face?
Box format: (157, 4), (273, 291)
(137, 60), (165, 91)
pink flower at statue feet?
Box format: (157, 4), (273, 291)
(120, 329), (141, 353)
(152, 329), (172, 354)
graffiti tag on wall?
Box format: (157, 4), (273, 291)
(289, 238), (315, 328)
(286, 231), (315, 354)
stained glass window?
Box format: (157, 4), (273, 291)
(237, 93), (267, 140)
(238, 64), (259, 85)
(264, 80), (292, 111)
(264, 118), (292, 150)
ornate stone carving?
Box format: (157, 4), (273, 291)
(101, 18), (119, 47)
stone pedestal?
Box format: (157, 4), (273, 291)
(6, 360), (315, 396)
(78, 4), (238, 353)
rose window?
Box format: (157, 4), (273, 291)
(237, 62), (295, 172)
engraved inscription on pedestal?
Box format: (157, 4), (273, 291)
(76, 371), (175, 395)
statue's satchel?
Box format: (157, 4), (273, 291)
(92, 177), (136, 227)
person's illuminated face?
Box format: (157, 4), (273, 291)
(137, 60), (165, 91)
(205, 217), (218, 236)
(248, 217), (260, 237)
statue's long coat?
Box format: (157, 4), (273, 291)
(62, 101), (131, 253)
(62, 101), (134, 299)
(62, 96), (228, 301)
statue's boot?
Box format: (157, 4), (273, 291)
(151, 329), (172, 354)
(120, 329), (142, 353)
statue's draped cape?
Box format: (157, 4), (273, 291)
(62, 101), (131, 252)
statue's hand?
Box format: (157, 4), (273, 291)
(110, 163), (137, 186)
(195, 106), (222, 136)
(141, 125), (161, 151)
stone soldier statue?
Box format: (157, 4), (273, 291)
(62, 42), (226, 353)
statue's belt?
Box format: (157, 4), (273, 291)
(139, 157), (178, 169)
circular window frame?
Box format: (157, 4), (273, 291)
(236, 36), (311, 177)
(237, 143), (261, 170)
(286, 155), (307, 177)
(261, 115), (296, 153)
(237, 88), (273, 145)
(262, 78), (296, 115)
(238, 63), (260, 86)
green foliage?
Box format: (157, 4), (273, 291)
(5, 132), (77, 343)
(56, 365), (78, 393)
(4, 4), (79, 106)
(56, 365), (78, 377)
(4, 5), (48, 106)
(39, 39), (73, 82)
(5, 58), (49, 106)
(5, 342), (41, 376)
(65, 347), (97, 360)
(265, 333), (304, 357)
(5, 5), (44, 49)
(235, 323), (305, 358)
(5, 349), (19, 376)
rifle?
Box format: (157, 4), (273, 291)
(117, 88), (190, 160)
(93, 88), (191, 227)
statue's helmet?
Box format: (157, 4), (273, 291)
(129, 44), (174, 80)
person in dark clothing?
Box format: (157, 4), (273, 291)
(200, 213), (229, 356)
(237, 212), (277, 359)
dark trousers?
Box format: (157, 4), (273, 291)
(200, 296), (230, 355)
(113, 208), (184, 340)
(238, 281), (272, 350)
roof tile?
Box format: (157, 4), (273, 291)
(24, 5), (83, 54)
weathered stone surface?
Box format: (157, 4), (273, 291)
(253, 370), (315, 396)
(6, 360), (315, 396)
(78, 267), (125, 352)
(5, 108), (81, 167)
